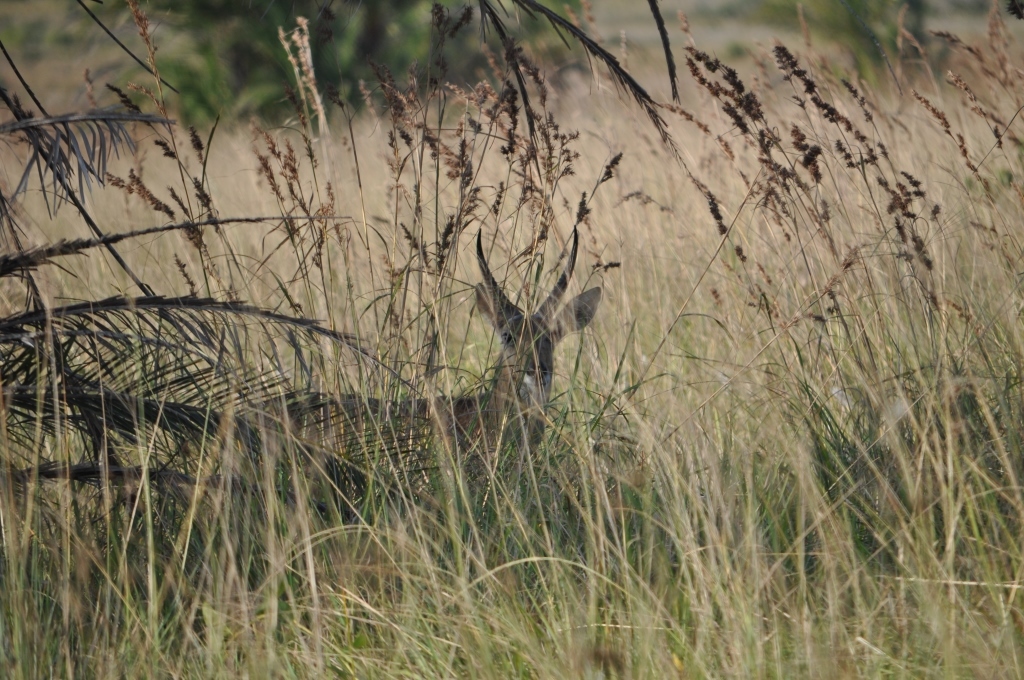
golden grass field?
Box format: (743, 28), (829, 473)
(2, 2), (1024, 677)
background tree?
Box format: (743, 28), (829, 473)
(127, 0), (586, 122)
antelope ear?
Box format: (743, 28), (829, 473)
(551, 287), (602, 341)
(475, 283), (502, 330)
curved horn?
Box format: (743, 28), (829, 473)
(538, 227), (579, 321)
(476, 230), (519, 316)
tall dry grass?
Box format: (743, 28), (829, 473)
(2, 4), (1024, 678)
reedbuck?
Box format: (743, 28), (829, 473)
(430, 227), (603, 455)
(320, 227), (601, 504)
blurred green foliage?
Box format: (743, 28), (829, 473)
(132, 0), (579, 123)
(758, 0), (925, 73)
(141, 1), (460, 122)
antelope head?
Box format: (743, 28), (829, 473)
(475, 228), (602, 408)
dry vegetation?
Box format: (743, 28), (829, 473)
(2, 3), (1024, 678)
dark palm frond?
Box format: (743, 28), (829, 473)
(0, 224), (196, 278)
(646, 0), (679, 103)
(0, 111), (169, 135)
(0, 216), (349, 279)
(477, 1), (539, 143)
(11, 460), (199, 487)
(2, 314), (252, 461)
(9, 462), (202, 506)
(0, 295), (408, 466)
(0, 50), (157, 293)
(0, 295), (389, 376)
(479, 0), (677, 155)
(0, 103), (169, 214)
(277, 391), (439, 507)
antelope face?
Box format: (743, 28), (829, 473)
(475, 228), (602, 409)
(494, 311), (555, 407)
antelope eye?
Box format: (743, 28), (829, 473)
(536, 354), (552, 384)
(500, 330), (513, 345)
